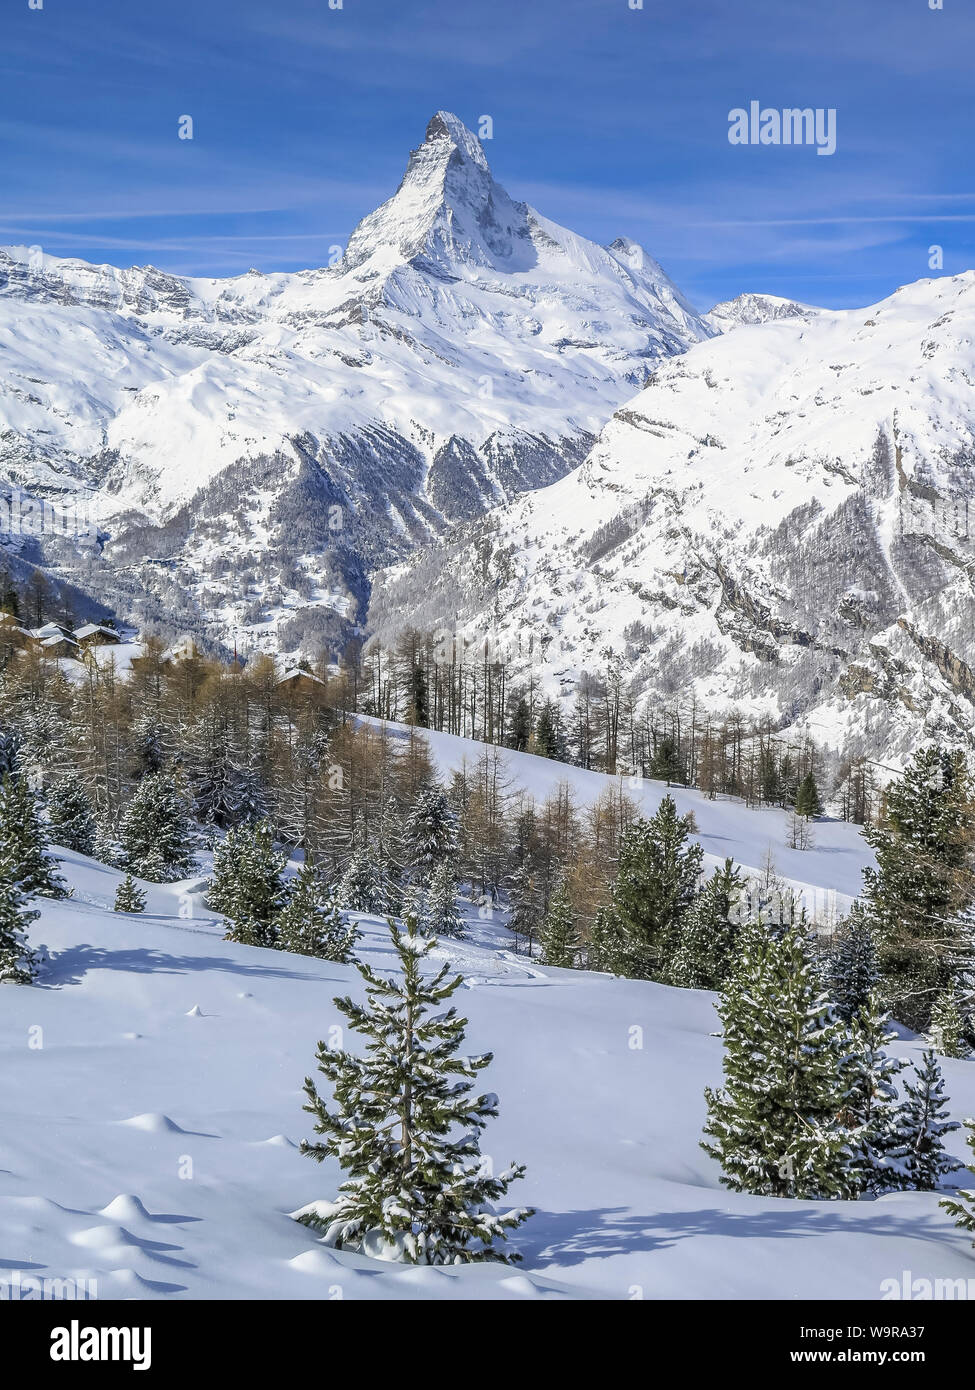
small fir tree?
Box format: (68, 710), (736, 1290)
(507, 697), (531, 753)
(46, 777), (97, 856)
(209, 819), (288, 948)
(133, 714), (166, 776)
(794, 771), (823, 819)
(114, 872), (147, 914)
(505, 857), (545, 955)
(277, 862), (358, 962)
(539, 880), (579, 969)
(0, 773), (66, 899)
(0, 842), (40, 984)
(585, 905), (628, 974)
(374, 798), (405, 914)
(93, 818), (120, 868)
(668, 858), (743, 989)
(928, 988), (970, 1059)
(297, 915), (533, 1264)
(862, 746), (974, 1033)
(338, 843), (387, 915)
(611, 795), (703, 979)
(702, 918), (863, 1199)
(407, 664), (429, 728)
(889, 1050), (963, 1192)
(403, 786), (459, 886)
(940, 1119), (975, 1248)
(118, 773), (192, 882)
(427, 858), (466, 940)
(830, 906), (880, 1023)
(648, 735), (685, 785)
(400, 881), (429, 934)
(845, 989), (908, 1194)
(533, 701), (564, 760)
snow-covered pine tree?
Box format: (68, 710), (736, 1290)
(46, 777), (97, 856)
(297, 915), (533, 1264)
(209, 819), (288, 948)
(940, 1119), (975, 1247)
(668, 858), (743, 989)
(0, 773), (66, 899)
(585, 905), (628, 975)
(845, 989), (908, 1194)
(232, 763), (268, 829)
(539, 880), (579, 968)
(889, 1050), (963, 1191)
(948, 908), (975, 1048)
(504, 856), (544, 955)
(830, 905), (880, 1023)
(337, 843), (387, 915)
(118, 773), (193, 882)
(114, 872), (147, 914)
(0, 729), (20, 777)
(17, 698), (70, 785)
(0, 839), (39, 984)
(862, 746), (974, 1033)
(374, 797), (405, 914)
(192, 736), (267, 831)
(400, 881), (429, 934)
(276, 862), (359, 962)
(928, 988), (970, 1059)
(132, 714), (165, 776)
(93, 818), (120, 868)
(427, 858), (466, 939)
(611, 795), (703, 979)
(403, 785), (459, 886)
(701, 918), (863, 1199)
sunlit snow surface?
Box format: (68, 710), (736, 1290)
(3, 739), (974, 1300)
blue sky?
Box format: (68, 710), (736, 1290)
(2, 0), (973, 309)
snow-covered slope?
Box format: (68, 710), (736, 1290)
(0, 112), (710, 652)
(3, 843), (973, 1301)
(371, 272), (975, 763)
(368, 715), (872, 913)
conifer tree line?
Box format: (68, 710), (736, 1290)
(701, 913), (971, 1202)
(699, 741), (975, 1214)
(3, 629), (974, 1040)
(2, 616), (974, 1265)
(360, 628), (866, 822)
(0, 737), (67, 984)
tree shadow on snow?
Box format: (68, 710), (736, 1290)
(524, 1203), (957, 1268)
(43, 943), (348, 989)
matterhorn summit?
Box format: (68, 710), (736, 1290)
(0, 112), (711, 656)
(344, 110), (529, 271)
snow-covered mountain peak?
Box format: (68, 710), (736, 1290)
(706, 292), (823, 332)
(424, 109), (491, 172)
(344, 110), (530, 274)
(0, 111), (719, 656)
